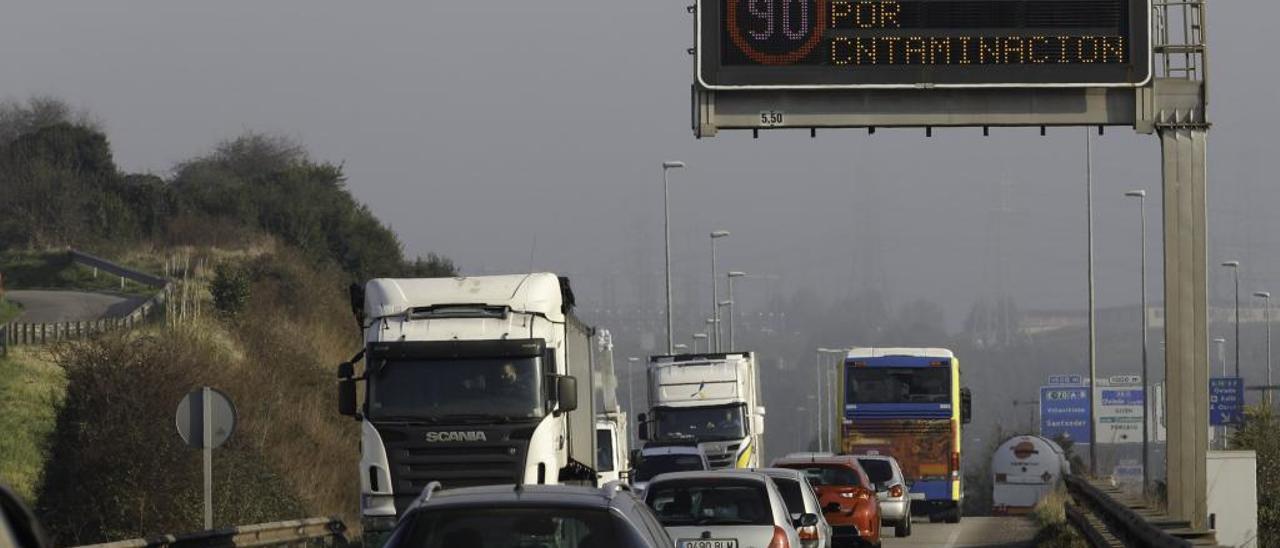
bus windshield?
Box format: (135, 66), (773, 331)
(846, 367), (951, 404)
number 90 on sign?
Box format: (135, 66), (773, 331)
(759, 111), (785, 127)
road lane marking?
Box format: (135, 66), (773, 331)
(942, 526), (962, 548)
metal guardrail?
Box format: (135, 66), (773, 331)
(1064, 474), (1213, 548)
(68, 249), (168, 288)
(75, 517), (349, 548)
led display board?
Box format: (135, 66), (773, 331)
(698, 0), (1151, 88)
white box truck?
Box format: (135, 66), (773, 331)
(639, 352), (765, 469)
(336, 273), (601, 542)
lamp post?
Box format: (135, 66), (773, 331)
(710, 230), (730, 352)
(816, 348), (836, 452)
(662, 161), (685, 354)
(1256, 291), (1273, 407)
(693, 333), (709, 353)
(1223, 260), (1241, 378)
(1085, 128), (1098, 473)
(1124, 189), (1149, 490)
(726, 271), (746, 350)
(627, 357), (640, 444)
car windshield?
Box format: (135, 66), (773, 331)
(652, 404), (746, 442)
(635, 454), (705, 482)
(646, 480), (773, 527)
(368, 357), (544, 420)
(783, 465), (868, 489)
(846, 367), (951, 404)
(857, 459), (895, 484)
(389, 507), (617, 548)
(770, 477), (806, 515)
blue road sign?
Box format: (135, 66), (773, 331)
(1209, 377), (1244, 426)
(1048, 374), (1085, 386)
(1041, 386), (1091, 444)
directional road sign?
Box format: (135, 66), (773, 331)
(1048, 375), (1084, 386)
(1209, 377), (1244, 426)
(1096, 385), (1143, 444)
(1041, 386), (1090, 444)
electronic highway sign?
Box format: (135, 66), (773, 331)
(698, 0), (1152, 89)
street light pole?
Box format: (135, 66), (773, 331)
(1086, 128), (1098, 473)
(627, 357), (640, 444)
(1125, 189), (1149, 490)
(1223, 261), (1241, 378)
(662, 161), (685, 354)
(1256, 291), (1273, 407)
(727, 271), (745, 350)
(711, 231), (730, 352)
(816, 348), (835, 452)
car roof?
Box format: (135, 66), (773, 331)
(648, 470), (770, 483)
(417, 484), (623, 509)
(641, 445), (706, 456)
(742, 467), (808, 480)
(773, 455), (863, 467)
(853, 454), (899, 463)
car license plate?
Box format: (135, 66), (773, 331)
(679, 539), (738, 548)
(910, 493), (927, 500)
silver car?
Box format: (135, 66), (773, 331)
(855, 455), (912, 537)
(645, 470), (810, 548)
(750, 468), (833, 548)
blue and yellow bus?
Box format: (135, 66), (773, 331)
(837, 347), (971, 522)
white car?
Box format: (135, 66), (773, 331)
(644, 470), (809, 548)
(751, 468), (834, 548)
(632, 444), (711, 495)
(855, 455), (912, 537)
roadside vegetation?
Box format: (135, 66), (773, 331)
(0, 297), (21, 323)
(0, 96), (457, 544)
(1029, 487), (1088, 548)
(0, 349), (64, 503)
(1230, 405), (1279, 545)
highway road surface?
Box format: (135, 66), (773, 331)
(5, 290), (147, 322)
(882, 516), (1040, 548)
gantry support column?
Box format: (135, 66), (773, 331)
(1160, 125), (1210, 530)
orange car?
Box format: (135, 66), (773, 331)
(773, 455), (881, 548)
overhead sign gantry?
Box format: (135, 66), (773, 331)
(701, 0), (1151, 89)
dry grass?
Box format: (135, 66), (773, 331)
(1030, 487), (1088, 548)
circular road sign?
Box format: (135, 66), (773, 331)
(175, 387), (237, 449)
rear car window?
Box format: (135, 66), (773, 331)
(856, 459), (894, 483)
(770, 477), (805, 514)
(635, 454), (705, 481)
(388, 506), (615, 548)
(645, 480), (773, 527)
(780, 464), (868, 489)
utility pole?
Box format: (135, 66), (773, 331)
(1125, 189), (1149, 490)
(662, 161), (685, 354)
(1086, 128), (1098, 473)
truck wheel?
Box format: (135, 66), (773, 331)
(945, 506), (961, 524)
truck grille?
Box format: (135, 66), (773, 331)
(374, 424), (531, 513)
(704, 443), (741, 468)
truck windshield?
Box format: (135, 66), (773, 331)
(367, 357), (544, 420)
(652, 404), (746, 442)
(846, 367), (951, 404)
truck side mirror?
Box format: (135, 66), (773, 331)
(338, 379), (358, 417)
(753, 414), (765, 435)
(637, 413), (649, 441)
(961, 387), (972, 424)
(557, 376), (578, 412)
(337, 362), (354, 379)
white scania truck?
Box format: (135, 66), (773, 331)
(640, 352), (765, 469)
(336, 273), (601, 542)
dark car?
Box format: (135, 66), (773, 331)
(384, 482), (674, 548)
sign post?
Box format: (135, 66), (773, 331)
(176, 387), (236, 530)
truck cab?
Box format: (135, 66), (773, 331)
(336, 274), (600, 544)
(640, 352), (765, 469)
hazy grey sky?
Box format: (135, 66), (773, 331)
(3, 1), (1277, 331)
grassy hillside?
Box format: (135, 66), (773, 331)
(0, 348), (65, 503)
(0, 97), (456, 543)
